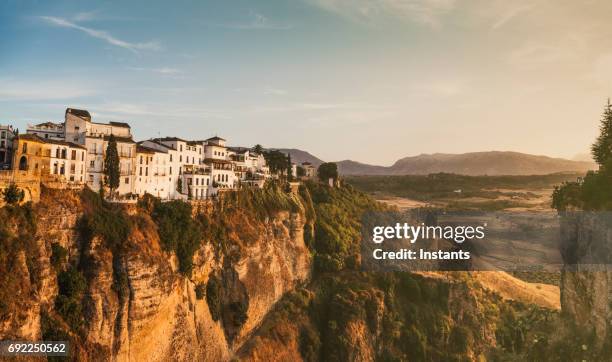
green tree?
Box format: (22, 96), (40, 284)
(317, 162), (338, 183)
(297, 166), (306, 178)
(176, 178), (183, 194)
(264, 150), (289, 175)
(252, 144), (264, 155)
(592, 99), (612, 169)
(2, 183), (24, 205)
(103, 134), (120, 194)
(287, 153), (294, 181)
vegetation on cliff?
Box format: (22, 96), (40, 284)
(553, 100), (612, 211)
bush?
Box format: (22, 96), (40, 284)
(50, 243), (68, 271)
(2, 183), (25, 205)
(55, 266), (86, 331)
(79, 189), (131, 249)
(206, 276), (222, 322)
(151, 200), (201, 276)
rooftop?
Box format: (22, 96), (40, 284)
(65, 108), (91, 120)
(109, 121), (131, 128)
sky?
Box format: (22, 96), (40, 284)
(1, 0), (612, 165)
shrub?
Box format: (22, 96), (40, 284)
(50, 243), (68, 271)
(206, 275), (222, 321)
(55, 266), (86, 331)
(151, 200), (201, 276)
(2, 183), (24, 205)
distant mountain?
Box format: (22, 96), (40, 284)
(275, 148), (325, 166)
(269, 149), (594, 176)
(333, 160), (389, 175)
(337, 151), (595, 176)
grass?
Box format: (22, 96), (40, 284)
(345, 173), (584, 202)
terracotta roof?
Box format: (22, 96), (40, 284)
(34, 121), (64, 128)
(136, 145), (156, 154)
(16, 134), (86, 149)
(228, 147), (249, 154)
(109, 121), (131, 128)
(66, 108), (91, 120)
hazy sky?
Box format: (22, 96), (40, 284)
(1, 0), (611, 165)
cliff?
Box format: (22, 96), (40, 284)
(559, 212), (612, 349)
(0, 186), (311, 361)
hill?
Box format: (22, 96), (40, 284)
(338, 151), (595, 175)
(274, 148), (324, 166)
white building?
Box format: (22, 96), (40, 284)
(134, 144), (171, 199)
(203, 136), (238, 195)
(0, 125), (16, 168)
(64, 108), (136, 195)
(141, 137), (210, 200)
(45, 138), (87, 184)
(27, 122), (65, 140)
(301, 162), (316, 179)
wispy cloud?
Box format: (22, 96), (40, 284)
(72, 11), (98, 22)
(128, 67), (182, 75)
(491, 3), (533, 30)
(306, 0), (456, 28)
(210, 11), (292, 30)
(39, 16), (161, 53)
(0, 78), (96, 101)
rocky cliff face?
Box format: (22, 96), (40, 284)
(559, 212), (612, 348)
(0, 190), (311, 361)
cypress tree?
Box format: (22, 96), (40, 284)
(286, 153), (293, 181)
(104, 134), (120, 194)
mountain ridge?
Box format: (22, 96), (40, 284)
(274, 149), (595, 176)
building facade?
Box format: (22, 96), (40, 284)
(0, 125), (16, 168)
(64, 108), (136, 194)
(27, 122), (65, 140)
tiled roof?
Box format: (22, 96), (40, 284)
(66, 108), (91, 119)
(109, 121), (131, 128)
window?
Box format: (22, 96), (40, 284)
(56, 148), (60, 158)
(90, 160), (95, 168)
(88, 175), (94, 183)
(180, 145), (183, 152)
(125, 177), (129, 184)
(71, 164), (75, 173)
(170, 154), (173, 162)
(22, 143), (27, 153)
(71, 150), (76, 160)
(61, 149), (67, 159)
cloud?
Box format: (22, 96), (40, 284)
(72, 11), (98, 22)
(128, 67), (183, 75)
(210, 11), (292, 30)
(490, 3), (533, 30)
(0, 78), (96, 101)
(306, 0), (456, 28)
(39, 16), (161, 53)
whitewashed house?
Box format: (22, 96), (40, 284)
(46, 138), (87, 184)
(27, 122), (65, 140)
(134, 144), (172, 199)
(141, 137), (210, 200)
(203, 136), (238, 195)
(64, 108), (136, 195)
